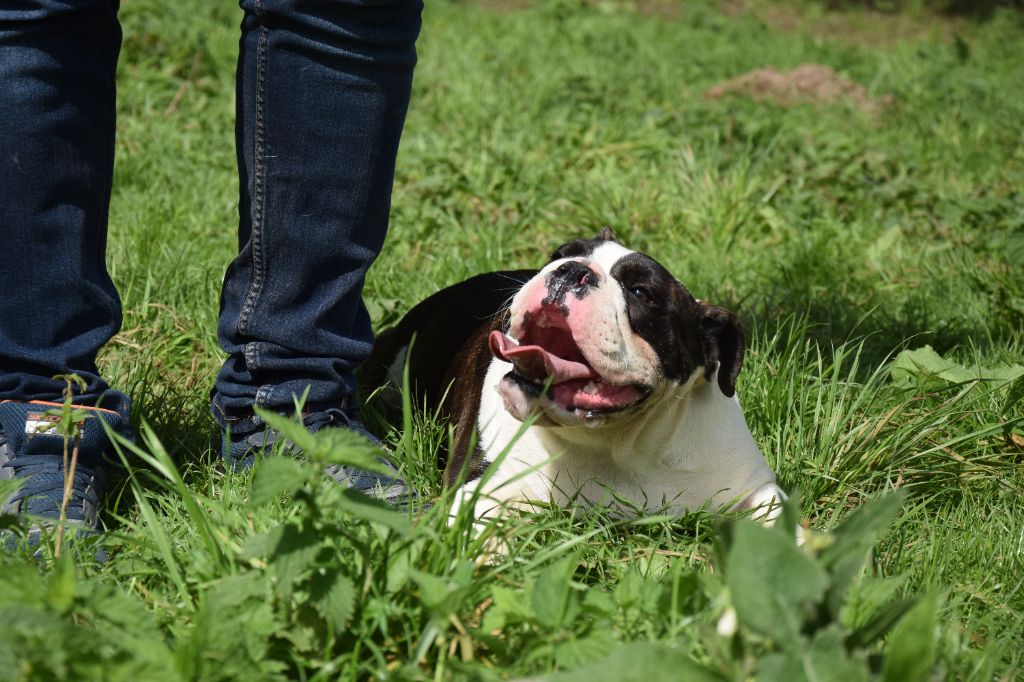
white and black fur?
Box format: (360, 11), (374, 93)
(364, 230), (783, 523)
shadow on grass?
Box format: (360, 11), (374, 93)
(720, 238), (1023, 374)
(102, 378), (221, 530)
(741, 292), (1002, 375)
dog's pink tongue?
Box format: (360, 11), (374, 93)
(489, 331), (595, 383)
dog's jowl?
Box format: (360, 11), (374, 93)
(364, 230), (784, 523)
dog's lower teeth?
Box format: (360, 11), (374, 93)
(582, 381), (599, 395)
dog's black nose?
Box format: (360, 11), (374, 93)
(554, 260), (598, 286)
(547, 260), (599, 301)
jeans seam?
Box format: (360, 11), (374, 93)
(238, 23), (269, 338)
(244, 341), (262, 370)
(255, 384), (274, 408)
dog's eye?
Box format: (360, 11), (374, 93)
(628, 286), (655, 305)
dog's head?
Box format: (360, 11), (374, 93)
(489, 229), (745, 427)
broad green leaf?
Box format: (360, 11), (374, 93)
(536, 642), (725, 682)
(846, 596), (918, 651)
(658, 568), (706, 618)
(532, 557), (576, 630)
(312, 427), (393, 475)
(819, 491), (906, 618)
(334, 487), (412, 536)
(191, 575), (284, 677)
(770, 489), (805, 544)
(84, 582), (179, 681)
(760, 627), (868, 682)
(410, 569), (451, 612)
(758, 651), (803, 682)
(726, 520), (829, 644)
(46, 554), (76, 614)
(614, 567), (643, 609)
(807, 626), (869, 682)
(271, 621), (317, 655)
(481, 606), (506, 633)
(866, 225), (902, 270)
(491, 585), (535, 621)
(890, 346), (1023, 387)
(553, 627), (617, 669)
(0, 605), (72, 679)
(249, 455), (310, 507)
(385, 543), (413, 593)
(0, 564), (45, 607)
(205, 572), (266, 609)
(840, 574), (906, 633)
(252, 407), (318, 453)
(310, 570), (355, 631)
(411, 562), (477, 618)
(582, 589), (616, 617)
(253, 407), (392, 475)
(883, 591), (939, 682)
(239, 525), (284, 562)
(270, 523), (321, 601)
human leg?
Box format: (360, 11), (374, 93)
(0, 0), (131, 529)
(213, 0), (423, 472)
(0, 0), (127, 416)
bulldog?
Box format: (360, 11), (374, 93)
(364, 230), (783, 523)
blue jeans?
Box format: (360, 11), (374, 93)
(0, 0), (422, 433)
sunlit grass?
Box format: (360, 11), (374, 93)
(1, 0), (1022, 679)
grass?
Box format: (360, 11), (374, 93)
(2, 0), (1023, 679)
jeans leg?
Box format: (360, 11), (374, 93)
(212, 0), (423, 433)
(0, 1), (129, 417)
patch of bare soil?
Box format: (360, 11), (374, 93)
(704, 63), (889, 114)
(471, 0), (533, 13)
(719, 0), (966, 48)
(633, 0), (685, 20)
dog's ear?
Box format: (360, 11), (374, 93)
(698, 305), (745, 397)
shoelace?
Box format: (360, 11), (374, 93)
(1, 450), (101, 521)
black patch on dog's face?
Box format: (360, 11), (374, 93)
(505, 371), (544, 399)
(610, 252), (745, 395)
(548, 227), (617, 262)
(539, 230), (745, 396)
(610, 253), (704, 383)
(539, 230), (615, 311)
(543, 259), (599, 307)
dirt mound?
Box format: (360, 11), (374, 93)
(704, 64), (888, 114)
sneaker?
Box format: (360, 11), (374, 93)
(0, 400), (131, 533)
(221, 406), (413, 506)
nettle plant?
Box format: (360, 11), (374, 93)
(230, 408), (939, 680)
(704, 491), (939, 682)
(2, 391), (940, 680)
(474, 493), (939, 682)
